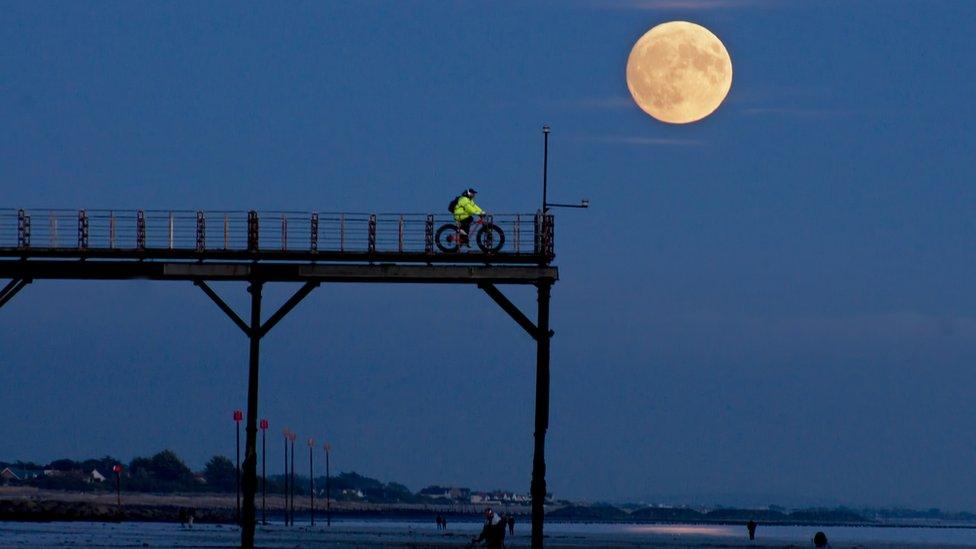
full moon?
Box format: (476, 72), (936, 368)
(626, 21), (732, 124)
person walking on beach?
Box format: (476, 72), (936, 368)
(471, 507), (506, 549)
(507, 514), (514, 535)
(747, 519), (757, 540)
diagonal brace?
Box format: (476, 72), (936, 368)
(195, 280), (251, 336)
(479, 282), (552, 341)
(0, 279), (21, 300)
(0, 278), (31, 310)
(258, 281), (319, 338)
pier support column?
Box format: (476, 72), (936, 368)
(194, 279), (319, 549)
(531, 281), (552, 549)
(478, 281), (554, 549)
(241, 280), (262, 549)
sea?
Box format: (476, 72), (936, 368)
(2, 519), (976, 547)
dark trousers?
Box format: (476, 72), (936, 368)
(459, 217), (473, 243)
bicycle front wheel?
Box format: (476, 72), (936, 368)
(476, 224), (505, 254)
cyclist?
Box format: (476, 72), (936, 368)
(452, 188), (484, 247)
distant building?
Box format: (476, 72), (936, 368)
(0, 467), (44, 483)
(419, 485), (451, 499)
(89, 469), (107, 483)
(490, 491), (530, 503)
(420, 485), (472, 502)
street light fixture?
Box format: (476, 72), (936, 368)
(541, 125), (589, 212)
(545, 199), (589, 209)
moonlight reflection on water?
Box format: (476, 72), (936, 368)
(624, 524), (737, 536)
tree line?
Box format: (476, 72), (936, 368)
(1, 450), (424, 503)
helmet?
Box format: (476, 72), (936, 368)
(464, 188), (478, 197)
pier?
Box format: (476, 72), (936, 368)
(0, 208), (558, 549)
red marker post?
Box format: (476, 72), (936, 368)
(283, 428), (292, 526)
(287, 430), (297, 525)
(112, 464), (123, 510)
(323, 443), (332, 527)
(234, 409), (244, 524)
(260, 419), (269, 525)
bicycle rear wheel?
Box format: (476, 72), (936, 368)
(435, 224), (460, 253)
(476, 223), (505, 253)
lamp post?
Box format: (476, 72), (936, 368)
(323, 443), (331, 527)
(540, 125), (589, 212)
(112, 464), (123, 510)
(307, 438), (315, 526)
(542, 125), (550, 214)
(233, 409), (243, 524)
(288, 430), (297, 525)
(282, 428), (290, 526)
(260, 419), (268, 525)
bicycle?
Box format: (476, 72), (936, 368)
(435, 215), (506, 254)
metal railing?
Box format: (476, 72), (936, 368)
(0, 209), (554, 258)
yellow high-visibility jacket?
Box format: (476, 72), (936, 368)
(453, 196), (484, 222)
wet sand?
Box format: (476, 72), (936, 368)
(2, 520), (976, 548)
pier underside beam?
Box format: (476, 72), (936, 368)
(0, 260), (557, 285)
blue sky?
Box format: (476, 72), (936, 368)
(2, 0), (976, 509)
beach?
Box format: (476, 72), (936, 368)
(4, 519), (976, 548)
(5, 488), (976, 547)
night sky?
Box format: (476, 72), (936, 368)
(2, 0), (975, 509)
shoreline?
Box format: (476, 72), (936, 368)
(2, 489), (976, 530)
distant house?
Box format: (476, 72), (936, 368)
(0, 467), (44, 483)
(490, 491), (530, 503)
(0, 468), (19, 482)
